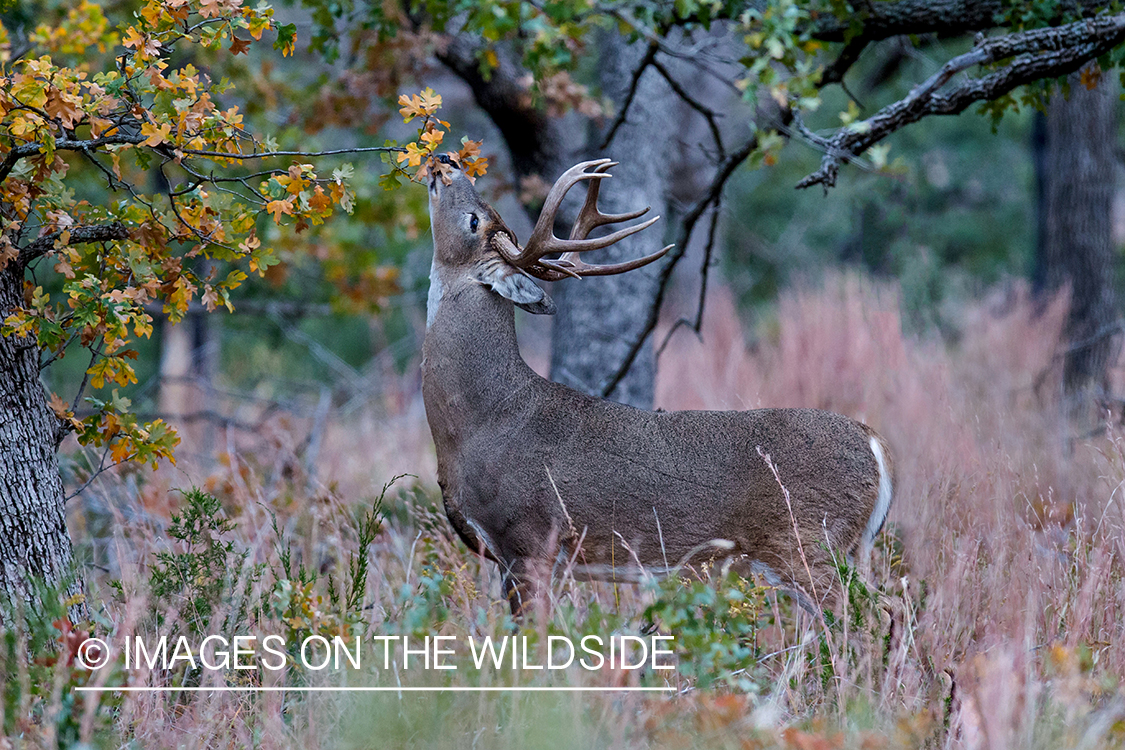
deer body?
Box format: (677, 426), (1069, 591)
(422, 160), (893, 613)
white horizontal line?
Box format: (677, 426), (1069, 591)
(76, 686), (673, 693)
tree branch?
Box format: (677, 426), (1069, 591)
(820, 36), (870, 87)
(19, 222), (129, 266)
(0, 133), (401, 186)
(0, 135), (145, 184)
(598, 135), (760, 398)
(656, 200), (722, 358)
(600, 41), (658, 150)
(649, 57), (726, 161)
(797, 14), (1125, 191)
(810, 0), (1106, 43)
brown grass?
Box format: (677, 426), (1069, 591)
(43, 273), (1125, 748)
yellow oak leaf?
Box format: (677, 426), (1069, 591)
(122, 27), (144, 49)
(418, 87), (442, 115)
(398, 93), (424, 121)
(140, 121), (171, 147)
(420, 127), (444, 149)
(266, 197), (294, 223)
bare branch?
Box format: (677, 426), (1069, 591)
(598, 135), (759, 398)
(64, 444), (119, 503)
(820, 36), (869, 87)
(797, 14), (1125, 191)
(650, 58), (726, 161)
(656, 200), (722, 358)
(600, 41), (658, 150)
(176, 145), (402, 160)
(811, 0), (1106, 43)
(19, 222), (128, 265)
(0, 133), (402, 186)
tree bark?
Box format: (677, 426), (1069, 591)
(547, 35), (676, 407)
(1033, 69), (1119, 400)
(0, 266), (85, 621)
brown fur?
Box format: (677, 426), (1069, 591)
(422, 169), (893, 614)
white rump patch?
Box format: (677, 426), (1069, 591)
(862, 436), (893, 554)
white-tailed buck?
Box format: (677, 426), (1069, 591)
(422, 157), (893, 615)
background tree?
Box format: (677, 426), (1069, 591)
(293, 1), (1125, 406)
(1033, 67), (1119, 410)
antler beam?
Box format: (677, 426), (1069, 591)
(493, 159), (672, 282)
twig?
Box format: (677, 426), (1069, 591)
(650, 57), (726, 161)
(598, 135), (757, 398)
(820, 36), (869, 87)
(64, 443), (119, 503)
(176, 145), (403, 160)
(656, 199), (722, 358)
(600, 41), (658, 150)
(605, 8), (743, 93)
(0, 132), (401, 186)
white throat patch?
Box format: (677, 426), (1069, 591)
(426, 254), (444, 329)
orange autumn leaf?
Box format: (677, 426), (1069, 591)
(48, 392), (71, 420)
(397, 87), (442, 122)
(462, 156), (489, 179)
(265, 197), (294, 222)
(457, 138), (482, 162)
(140, 121), (171, 147)
(308, 186), (331, 213)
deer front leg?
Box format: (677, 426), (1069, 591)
(500, 557), (550, 618)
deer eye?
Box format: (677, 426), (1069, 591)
(469, 214), (479, 234)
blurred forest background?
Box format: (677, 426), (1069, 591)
(16, 0), (1125, 480)
(11, 0), (1125, 746)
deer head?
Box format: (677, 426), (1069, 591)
(425, 158), (672, 323)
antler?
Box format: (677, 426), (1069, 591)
(492, 159), (673, 282)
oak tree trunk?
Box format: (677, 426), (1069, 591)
(1034, 70), (1119, 403)
(0, 266), (85, 620)
(547, 35), (676, 408)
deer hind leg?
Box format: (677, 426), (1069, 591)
(732, 552), (836, 615)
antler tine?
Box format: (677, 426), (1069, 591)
(520, 159), (613, 258)
(568, 161), (650, 242)
(494, 158), (671, 280)
(537, 244), (674, 281)
(494, 159), (613, 267)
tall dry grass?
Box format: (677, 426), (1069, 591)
(658, 274), (1125, 746)
(26, 272), (1125, 748)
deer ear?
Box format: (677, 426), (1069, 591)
(474, 259), (556, 315)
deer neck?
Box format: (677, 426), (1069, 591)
(421, 266), (538, 443)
